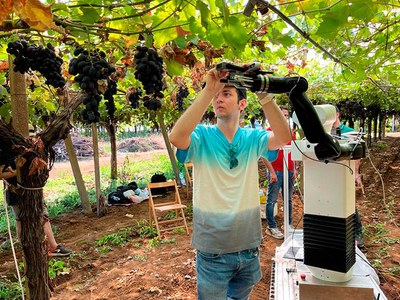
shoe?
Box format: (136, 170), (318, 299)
(48, 245), (72, 257)
(355, 233), (364, 248)
(266, 227), (284, 240)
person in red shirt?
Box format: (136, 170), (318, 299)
(262, 106), (297, 239)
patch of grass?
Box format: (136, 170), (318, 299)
(0, 206), (16, 235)
(160, 237), (177, 244)
(388, 265), (400, 277)
(0, 278), (24, 300)
(171, 228), (185, 235)
(372, 259), (382, 268)
(134, 254), (147, 261)
(48, 259), (70, 280)
(147, 237), (160, 248)
(99, 245), (112, 254)
(95, 227), (138, 254)
(134, 219), (157, 238)
(365, 222), (390, 242)
(372, 141), (387, 149)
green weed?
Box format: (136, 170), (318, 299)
(99, 245), (112, 254)
(134, 254), (147, 261)
(372, 259), (382, 268)
(134, 219), (157, 238)
(171, 228), (185, 235)
(48, 259), (70, 280)
(147, 237), (160, 248)
(160, 238), (176, 244)
(94, 227), (139, 255)
(373, 141), (387, 149)
(0, 206), (16, 235)
(388, 265), (400, 277)
(0, 277), (24, 300)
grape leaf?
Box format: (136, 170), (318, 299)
(221, 16), (248, 53)
(315, 5), (350, 38)
(13, 0), (56, 31)
(196, 0), (211, 29)
(165, 59), (184, 76)
(78, 7), (100, 24)
(350, 0), (377, 22)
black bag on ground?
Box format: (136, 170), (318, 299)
(107, 190), (132, 205)
(150, 173), (167, 196)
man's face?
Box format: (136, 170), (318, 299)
(281, 108), (289, 119)
(212, 86), (246, 119)
(333, 112), (340, 128)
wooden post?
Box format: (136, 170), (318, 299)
(91, 123), (103, 216)
(8, 55), (29, 136)
(64, 133), (92, 214)
(157, 112), (181, 185)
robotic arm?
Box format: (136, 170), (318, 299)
(216, 62), (365, 161)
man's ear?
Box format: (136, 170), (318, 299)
(239, 99), (247, 112)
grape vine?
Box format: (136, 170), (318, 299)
(7, 40), (66, 89)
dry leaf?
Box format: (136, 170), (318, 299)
(0, 0), (13, 24)
(28, 157), (47, 176)
(13, 0), (56, 31)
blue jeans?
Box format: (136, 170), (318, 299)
(196, 248), (262, 300)
(266, 171), (294, 228)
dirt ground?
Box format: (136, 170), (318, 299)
(1, 134), (399, 300)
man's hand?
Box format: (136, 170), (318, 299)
(355, 174), (362, 186)
(203, 68), (227, 96)
(291, 169), (297, 180)
(269, 171), (278, 183)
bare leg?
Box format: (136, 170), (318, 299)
(43, 221), (58, 249)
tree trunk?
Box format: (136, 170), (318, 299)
(379, 114), (386, 139)
(157, 112), (181, 185)
(64, 134), (91, 214)
(373, 115), (378, 142)
(367, 117), (372, 147)
(8, 59), (51, 300)
(0, 91), (85, 299)
(19, 185), (51, 300)
(104, 122), (117, 179)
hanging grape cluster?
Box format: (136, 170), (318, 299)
(127, 87), (142, 109)
(176, 86), (189, 111)
(6, 40), (65, 88)
(134, 46), (164, 111)
(143, 95), (162, 111)
(68, 46), (116, 124)
(103, 79), (117, 121)
(69, 46), (115, 93)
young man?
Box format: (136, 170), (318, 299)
(262, 106), (297, 239)
(332, 106), (364, 247)
(1, 161), (72, 257)
(169, 67), (291, 299)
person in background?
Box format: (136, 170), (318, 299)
(169, 66), (291, 300)
(262, 106), (297, 239)
(333, 106), (364, 247)
(1, 160), (72, 256)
